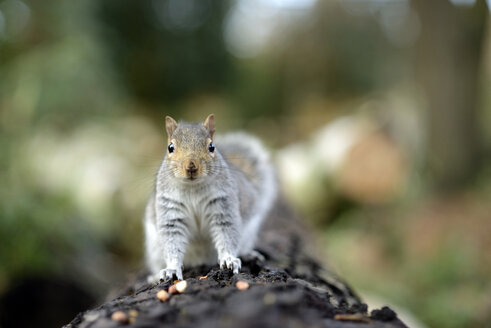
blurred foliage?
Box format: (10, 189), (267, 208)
(322, 191), (491, 328)
(0, 0), (490, 327)
(98, 0), (233, 105)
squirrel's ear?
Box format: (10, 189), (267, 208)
(203, 114), (215, 139)
(165, 116), (177, 137)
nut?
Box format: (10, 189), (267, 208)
(235, 281), (249, 290)
(157, 290), (170, 302)
(176, 280), (187, 293)
(111, 311), (128, 323)
(168, 284), (178, 294)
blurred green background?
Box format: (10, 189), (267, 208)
(1, 0), (491, 327)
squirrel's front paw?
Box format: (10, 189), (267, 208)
(159, 267), (183, 281)
(219, 255), (242, 274)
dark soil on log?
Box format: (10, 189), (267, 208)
(64, 198), (407, 328)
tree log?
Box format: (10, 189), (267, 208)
(63, 199), (407, 328)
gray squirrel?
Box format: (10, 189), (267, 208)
(144, 114), (277, 281)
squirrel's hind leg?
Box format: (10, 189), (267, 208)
(244, 249), (265, 262)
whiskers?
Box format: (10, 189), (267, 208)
(158, 150), (268, 183)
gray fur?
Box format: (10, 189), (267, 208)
(144, 122), (276, 282)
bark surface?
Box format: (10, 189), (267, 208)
(64, 199), (407, 328)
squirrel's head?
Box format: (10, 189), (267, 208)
(164, 114), (217, 182)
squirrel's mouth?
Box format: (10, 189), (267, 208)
(185, 168), (202, 181)
(185, 172), (200, 181)
(184, 172), (207, 182)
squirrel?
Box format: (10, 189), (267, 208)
(144, 114), (277, 281)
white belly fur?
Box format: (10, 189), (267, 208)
(179, 187), (218, 266)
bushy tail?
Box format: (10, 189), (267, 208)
(217, 132), (277, 221)
(217, 132), (275, 190)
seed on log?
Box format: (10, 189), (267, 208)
(128, 309), (138, 323)
(176, 280), (187, 293)
(235, 281), (249, 290)
(157, 290), (170, 302)
(111, 311), (128, 323)
(334, 313), (371, 323)
(168, 284), (178, 294)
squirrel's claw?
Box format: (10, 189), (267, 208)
(219, 256), (241, 274)
(160, 267), (183, 281)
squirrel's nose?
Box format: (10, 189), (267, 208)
(186, 160), (198, 173)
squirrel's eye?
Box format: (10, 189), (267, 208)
(168, 142), (175, 153)
(208, 142), (215, 153)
